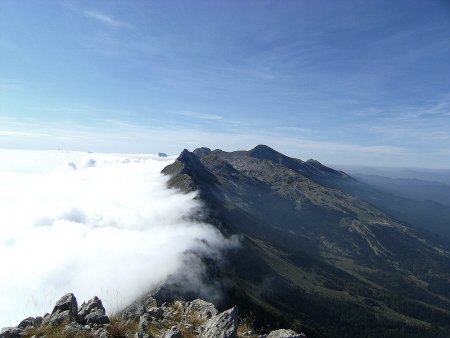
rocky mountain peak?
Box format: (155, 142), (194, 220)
(247, 145), (289, 162)
(305, 159), (321, 166)
(177, 149), (196, 163)
(193, 147), (212, 159)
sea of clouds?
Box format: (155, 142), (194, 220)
(0, 149), (236, 328)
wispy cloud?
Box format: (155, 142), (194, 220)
(0, 131), (50, 137)
(83, 10), (133, 29)
(171, 111), (223, 121)
(417, 93), (450, 119)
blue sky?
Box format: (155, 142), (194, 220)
(1, 0), (450, 167)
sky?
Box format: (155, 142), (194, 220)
(1, 0), (450, 167)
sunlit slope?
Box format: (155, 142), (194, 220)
(162, 145), (450, 338)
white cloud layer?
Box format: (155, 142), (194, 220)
(0, 150), (235, 328)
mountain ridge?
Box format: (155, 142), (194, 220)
(161, 145), (450, 338)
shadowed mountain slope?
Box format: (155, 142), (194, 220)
(162, 145), (450, 338)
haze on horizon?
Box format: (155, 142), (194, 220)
(1, 1), (450, 168)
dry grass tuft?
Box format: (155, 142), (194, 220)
(108, 316), (138, 338)
(237, 312), (258, 338)
(23, 324), (96, 338)
(146, 322), (166, 337)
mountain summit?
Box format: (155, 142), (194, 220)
(162, 145), (450, 338)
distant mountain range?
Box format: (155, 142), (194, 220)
(162, 145), (450, 338)
(350, 173), (450, 207)
(337, 165), (450, 185)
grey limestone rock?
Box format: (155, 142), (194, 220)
(64, 321), (89, 334)
(92, 327), (110, 338)
(52, 293), (78, 317)
(85, 311), (110, 325)
(49, 310), (73, 326)
(79, 297), (105, 319)
(40, 313), (50, 327)
(161, 326), (182, 338)
(49, 293), (78, 325)
(0, 327), (22, 338)
(161, 302), (179, 320)
(185, 299), (218, 320)
(17, 317), (41, 330)
(137, 313), (152, 333)
(200, 307), (238, 338)
(147, 307), (164, 319)
(266, 329), (306, 338)
(79, 297), (110, 325)
(121, 293), (157, 320)
(0, 291), (304, 338)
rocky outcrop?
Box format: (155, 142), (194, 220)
(17, 317), (41, 330)
(122, 292), (158, 320)
(185, 299), (218, 320)
(79, 296), (110, 325)
(0, 327), (22, 338)
(1, 293), (100, 338)
(0, 316), (42, 337)
(265, 329), (306, 338)
(2, 292), (305, 338)
(162, 326), (182, 338)
(46, 293), (79, 326)
(200, 307), (238, 338)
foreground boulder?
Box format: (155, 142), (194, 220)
(162, 326), (182, 338)
(79, 296), (110, 325)
(0, 327), (22, 338)
(3, 293), (111, 338)
(200, 306), (238, 338)
(185, 299), (218, 320)
(122, 292), (158, 320)
(17, 317), (41, 330)
(46, 293), (78, 326)
(64, 321), (90, 334)
(266, 329), (306, 338)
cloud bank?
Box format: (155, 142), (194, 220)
(0, 150), (236, 328)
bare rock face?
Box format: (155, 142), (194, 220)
(200, 307), (238, 338)
(48, 293), (78, 326)
(64, 322), (89, 334)
(185, 299), (218, 320)
(92, 326), (110, 338)
(1, 293), (114, 337)
(121, 292), (158, 320)
(0, 327), (22, 338)
(147, 307), (164, 319)
(40, 313), (50, 327)
(79, 296), (110, 325)
(162, 326), (182, 338)
(266, 329), (306, 338)
(137, 313), (151, 331)
(17, 317), (41, 330)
